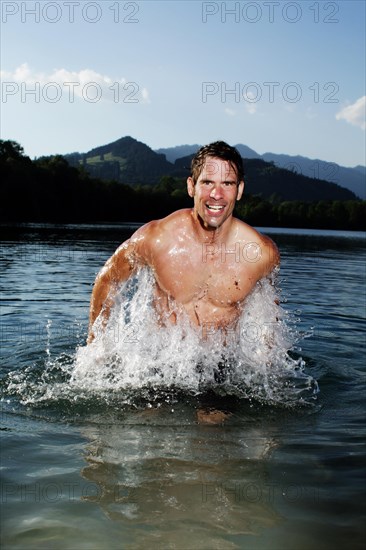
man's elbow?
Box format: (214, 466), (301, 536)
(86, 331), (94, 345)
(86, 310), (98, 344)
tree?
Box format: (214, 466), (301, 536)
(0, 140), (26, 160)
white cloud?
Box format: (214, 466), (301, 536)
(245, 103), (257, 115)
(141, 88), (150, 104)
(283, 103), (296, 113)
(243, 91), (258, 115)
(305, 107), (317, 120)
(336, 96), (365, 130)
(224, 108), (236, 116)
(0, 63), (150, 104)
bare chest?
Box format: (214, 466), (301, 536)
(152, 246), (258, 307)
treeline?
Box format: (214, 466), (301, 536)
(1, 140), (365, 230)
(234, 195), (365, 230)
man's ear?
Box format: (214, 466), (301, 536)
(236, 180), (244, 201)
(187, 177), (195, 198)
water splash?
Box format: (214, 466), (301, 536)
(1, 268), (319, 409)
(71, 268), (318, 406)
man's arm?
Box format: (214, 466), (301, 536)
(257, 234), (280, 279)
(87, 239), (138, 343)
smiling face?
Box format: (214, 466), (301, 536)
(187, 157), (244, 229)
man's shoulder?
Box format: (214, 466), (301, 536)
(139, 209), (190, 229)
(137, 209), (191, 237)
(232, 218), (260, 241)
(155, 208), (192, 228)
(233, 218), (280, 271)
(234, 218), (276, 245)
(128, 209), (191, 256)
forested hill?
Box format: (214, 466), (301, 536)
(172, 155), (356, 202)
(159, 143), (366, 199)
(1, 140), (364, 229)
(65, 136), (173, 185)
(64, 136), (355, 202)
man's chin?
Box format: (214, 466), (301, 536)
(195, 209), (230, 230)
(202, 213), (228, 229)
(206, 218), (222, 229)
(198, 215), (221, 229)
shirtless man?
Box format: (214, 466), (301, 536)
(88, 141), (279, 346)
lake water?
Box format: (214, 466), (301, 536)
(1, 224), (365, 549)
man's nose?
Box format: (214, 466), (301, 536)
(210, 184), (223, 199)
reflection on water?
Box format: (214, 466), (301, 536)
(80, 410), (281, 548)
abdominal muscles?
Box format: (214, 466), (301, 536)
(152, 280), (242, 333)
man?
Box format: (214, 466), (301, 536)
(87, 141), (279, 345)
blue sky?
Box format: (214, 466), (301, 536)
(1, 0), (365, 167)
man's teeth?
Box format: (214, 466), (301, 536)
(207, 205), (224, 211)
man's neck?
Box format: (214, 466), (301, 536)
(190, 209), (236, 245)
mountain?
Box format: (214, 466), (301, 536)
(156, 144), (365, 199)
(233, 144), (261, 159)
(155, 144), (201, 163)
(354, 165), (366, 176)
(63, 136), (359, 201)
(173, 155), (356, 202)
(261, 153), (365, 199)
(65, 136), (173, 185)
(154, 143), (260, 163)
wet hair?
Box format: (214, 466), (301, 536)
(190, 141), (244, 184)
